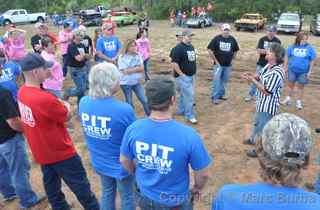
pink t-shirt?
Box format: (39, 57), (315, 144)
(41, 51), (64, 91)
(5, 33), (27, 61)
(136, 38), (150, 61)
(58, 30), (72, 55)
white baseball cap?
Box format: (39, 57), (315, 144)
(221, 23), (231, 31)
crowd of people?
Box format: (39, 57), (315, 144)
(0, 11), (320, 210)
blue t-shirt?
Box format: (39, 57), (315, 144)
(287, 44), (317, 73)
(121, 118), (212, 206)
(0, 62), (21, 100)
(79, 96), (136, 179)
(212, 182), (320, 210)
(96, 36), (122, 62)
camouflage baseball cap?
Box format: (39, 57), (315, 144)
(261, 113), (313, 165)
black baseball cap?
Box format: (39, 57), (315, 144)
(19, 53), (53, 72)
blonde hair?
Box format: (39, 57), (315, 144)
(123, 39), (137, 54)
(88, 62), (120, 99)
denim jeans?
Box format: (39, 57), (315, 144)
(136, 189), (193, 210)
(65, 66), (88, 104)
(250, 112), (273, 143)
(143, 58), (150, 81)
(212, 65), (232, 101)
(99, 174), (135, 210)
(40, 154), (99, 210)
(248, 65), (263, 97)
(120, 83), (150, 116)
(175, 75), (195, 120)
(85, 60), (92, 89)
(0, 134), (39, 208)
(62, 54), (68, 77)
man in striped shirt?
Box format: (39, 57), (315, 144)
(242, 43), (285, 157)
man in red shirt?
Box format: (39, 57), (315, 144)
(17, 53), (99, 210)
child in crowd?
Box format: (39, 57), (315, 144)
(136, 29), (151, 81)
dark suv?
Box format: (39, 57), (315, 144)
(310, 14), (320, 35)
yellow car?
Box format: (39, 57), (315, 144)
(234, 13), (267, 32)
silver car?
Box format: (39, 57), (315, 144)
(186, 14), (213, 28)
(310, 14), (320, 35)
(277, 13), (302, 33)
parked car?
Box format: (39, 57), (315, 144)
(80, 13), (102, 27)
(277, 12), (302, 33)
(186, 14), (213, 28)
(80, 5), (110, 18)
(0, 9), (46, 25)
(234, 13), (267, 31)
(310, 14), (320, 35)
(103, 11), (138, 27)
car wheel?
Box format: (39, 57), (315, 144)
(3, 19), (11, 25)
(120, 21), (124, 26)
(200, 22), (205, 28)
(37, 17), (45, 23)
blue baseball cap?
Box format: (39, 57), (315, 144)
(19, 53), (53, 72)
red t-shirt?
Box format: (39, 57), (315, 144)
(17, 85), (76, 164)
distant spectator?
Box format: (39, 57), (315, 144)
(170, 9), (176, 27)
(58, 22), (73, 77)
(181, 11), (187, 28)
(41, 37), (64, 98)
(212, 113), (320, 210)
(118, 39), (150, 116)
(103, 14), (117, 35)
(96, 23), (122, 64)
(93, 28), (102, 62)
(31, 23), (54, 54)
(136, 30), (151, 81)
(138, 13), (150, 35)
(79, 62), (136, 210)
(191, 7), (197, 17)
(282, 32), (317, 110)
(120, 75), (212, 210)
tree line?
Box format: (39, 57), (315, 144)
(0, 0), (319, 21)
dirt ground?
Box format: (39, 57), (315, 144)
(0, 20), (320, 210)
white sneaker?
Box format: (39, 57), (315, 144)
(188, 118), (198, 124)
(296, 100), (303, 110)
(282, 96), (291, 106)
(244, 95), (253, 102)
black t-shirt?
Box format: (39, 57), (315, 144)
(207, 35), (240, 66)
(0, 87), (19, 144)
(170, 42), (197, 78)
(67, 42), (86, 68)
(81, 35), (93, 54)
(31, 34), (43, 53)
(257, 36), (281, 66)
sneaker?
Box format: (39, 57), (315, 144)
(212, 99), (220, 105)
(219, 96), (228, 101)
(21, 194), (47, 209)
(244, 95), (253, 102)
(243, 138), (255, 145)
(188, 118), (198, 124)
(246, 149), (258, 158)
(296, 100), (303, 110)
(281, 96), (291, 106)
(315, 128), (320, 133)
(4, 195), (17, 202)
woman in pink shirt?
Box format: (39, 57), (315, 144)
(41, 37), (64, 98)
(58, 22), (73, 77)
(136, 29), (151, 81)
(4, 28), (27, 61)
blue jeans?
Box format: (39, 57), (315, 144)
(65, 66), (88, 104)
(99, 174), (135, 210)
(120, 83), (150, 116)
(143, 58), (150, 81)
(212, 65), (232, 101)
(248, 65), (263, 97)
(85, 60), (92, 89)
(41, 154), (99, 210)
(250, 112), (273, 143)
(0, 134), (39, 208)
(62, 54), (68, 77)
(175, 75), (195, 120)
(136, 189), (193, 210)
(288, 70), (309, 85)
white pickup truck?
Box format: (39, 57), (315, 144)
(0, 9), (46, 25)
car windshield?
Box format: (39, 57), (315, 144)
(279, 14), (299, 21)
(243, 15), (259, 19)
(3, 10), (15, 15)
